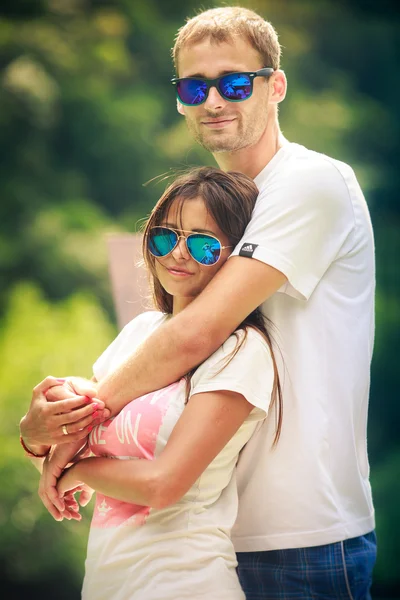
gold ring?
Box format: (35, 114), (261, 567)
(62, 424), (68, 436)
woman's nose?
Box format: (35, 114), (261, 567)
(171, 236), (190, 260)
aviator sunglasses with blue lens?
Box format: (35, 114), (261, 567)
(171, 68), (274, 106)
(148, 226), (232, 266)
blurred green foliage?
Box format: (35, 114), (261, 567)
(0, 283), (114, 596)
(0, 0), (399, 598)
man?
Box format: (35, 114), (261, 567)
(20, 7), (376, 599)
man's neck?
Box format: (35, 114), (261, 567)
(213, 121), (287, 179)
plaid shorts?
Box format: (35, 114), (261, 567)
(236, 531), (377, 600)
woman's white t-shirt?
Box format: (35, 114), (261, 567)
(83, 311), (274, 600)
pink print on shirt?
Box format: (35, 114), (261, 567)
(89, 380), (184, 528)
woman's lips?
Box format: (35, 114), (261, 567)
(167, 267), (193, 277)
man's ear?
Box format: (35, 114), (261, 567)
(177, 99), (185, 115)
(269, 70), (287, 104)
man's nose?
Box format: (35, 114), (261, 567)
(204, 85), (226, 111)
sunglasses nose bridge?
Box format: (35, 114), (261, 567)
(204, 82), (226, 108)
(171, 234), (190, 259)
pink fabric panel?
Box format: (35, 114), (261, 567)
(89, 380), (184, 528)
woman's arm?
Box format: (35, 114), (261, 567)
(35, 377), (102, 519)
(58, 388), (255, 510)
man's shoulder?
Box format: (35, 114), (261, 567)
(257, 143), (358, 204)
(293, 145), (356, 182)
(261, 143), (354, 182)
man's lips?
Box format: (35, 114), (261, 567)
(201, 117), (236, 129)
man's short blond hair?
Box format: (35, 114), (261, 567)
(172, 6), (281, 73)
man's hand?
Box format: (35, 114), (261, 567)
(20, 376), (109, 450)
(39, 441), (94, 521)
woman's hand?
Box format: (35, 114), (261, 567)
(57, 463), (94, 506)
(21, 376), (108, 449)
(39, 442), (93, 521)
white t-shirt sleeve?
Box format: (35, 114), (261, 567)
(93, 311), (166, 381)
(231, 157), (356, 300)
(190, 328), (274, 422)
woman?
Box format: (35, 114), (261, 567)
(45, 167), (282, 599)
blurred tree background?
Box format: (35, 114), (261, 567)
(0, 0), (399, 597)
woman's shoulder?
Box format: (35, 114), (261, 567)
(189, 325), (275, 416)
(93, 311), (167, 380)
(120, 310), (168, 338)
(125, 310), (166, 327)
(200, 326), (273, 375)
(223, 326), (271, 355)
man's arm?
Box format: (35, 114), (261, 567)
(99, 257), (286, 415)
(20, 258), (284, 442)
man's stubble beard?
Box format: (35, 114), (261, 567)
(186, 106), (269, 154)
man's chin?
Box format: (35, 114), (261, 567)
(203, 141), (249, 154)
(197, 134), (243, 153)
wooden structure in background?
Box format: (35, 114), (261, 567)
(106, 233), (150, 330)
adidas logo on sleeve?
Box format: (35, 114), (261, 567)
(239, 243), (258, 258)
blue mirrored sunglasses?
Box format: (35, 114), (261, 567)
(171, 68), (274, 106)
(148, 227), (232, 266)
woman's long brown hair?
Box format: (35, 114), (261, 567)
(142, 167), (282, 445)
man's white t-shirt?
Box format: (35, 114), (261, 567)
(83, 312), (274, 600)
(230, 142), (375, 551)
